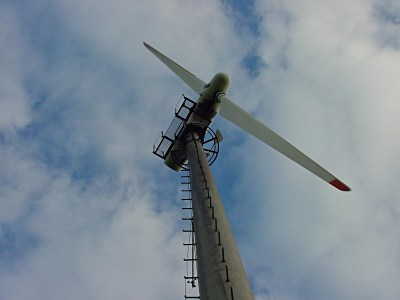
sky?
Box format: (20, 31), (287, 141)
(1, 0), (400, 299)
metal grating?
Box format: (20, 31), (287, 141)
(153, 95), (196, 159)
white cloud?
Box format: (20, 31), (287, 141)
(233, 1), (400, 299)
(1, 0), (400, 299)
(0, 4), (33, 133)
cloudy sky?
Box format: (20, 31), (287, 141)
(1, 0), (400, 299)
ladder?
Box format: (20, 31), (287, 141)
(181, 169), (200, 299)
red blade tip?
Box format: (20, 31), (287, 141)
(329, 179), (351, 191)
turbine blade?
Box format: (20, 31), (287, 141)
(219, 95), (350, 191)
(143, 42), (206, 95)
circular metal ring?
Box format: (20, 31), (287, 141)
(171, 125), (220, 170)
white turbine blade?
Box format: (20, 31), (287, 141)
(143, 42), (206, 95)
(219, 95), (350, 191)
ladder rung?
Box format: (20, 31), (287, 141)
(184, 296), (200, 299)
(184, 276), (198, 279)
(182, 198), (192, 201)
(183, 258), (197, 261)
(181, 189), (191, 192)
(183, 243), (196, 246)
(182, 207), (192, 210)
(183, 229), (194, 232)
(182, 217), (193, 220)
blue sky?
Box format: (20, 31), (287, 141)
(1, 0), (400, 299)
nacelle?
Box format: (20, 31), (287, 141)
(187, 72), (231, 127)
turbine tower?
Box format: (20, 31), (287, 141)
(146, 42), (350, 300)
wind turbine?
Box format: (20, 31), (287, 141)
(145, 42), (350, 300)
